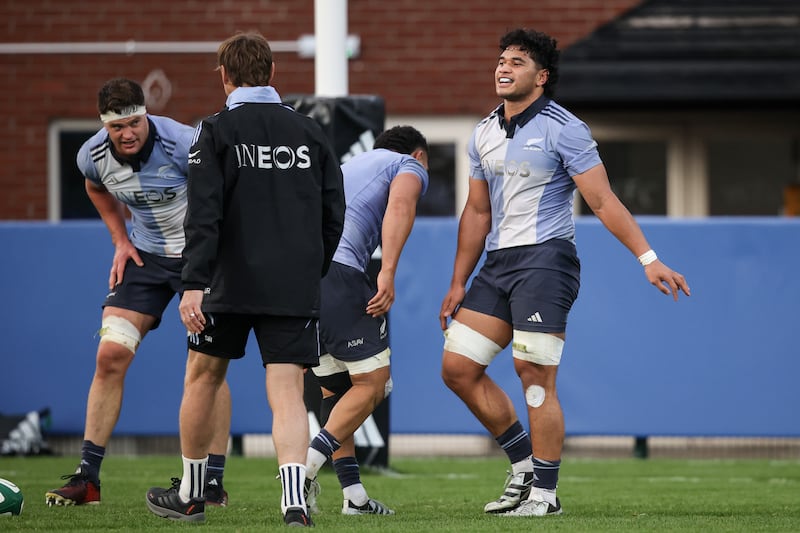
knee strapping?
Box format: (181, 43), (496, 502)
(98, 315), (141, 353)
(320, 393), (341, 424)
(317, 371), (353, 396)
(512, 331), (564, 365)
(443, 320), (503, 366)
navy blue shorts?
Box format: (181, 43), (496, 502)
(320, 262), (389, 362)
(102, 249), (182, 330)
(189, 313), (320, 368)
(461, 239), (580, 333)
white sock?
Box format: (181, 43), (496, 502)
(179, 455), (207, 502)
(531, 487), (557, 505)
(511, 455), (534, 475)
(343, 483), (368, 506)
(305, 447), (328, 480)
(279, 463), (307, 514)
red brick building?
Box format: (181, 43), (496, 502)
(4, 0), (799, 220)
(1, 0), (638, 219)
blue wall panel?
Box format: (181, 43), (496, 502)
(2, 218), (799, 437)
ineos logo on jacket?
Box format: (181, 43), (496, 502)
(234, 144), (312, 170)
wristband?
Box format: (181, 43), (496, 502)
(637, 249), (658, 266)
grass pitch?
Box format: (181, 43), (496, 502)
(1, 455), (798, 531)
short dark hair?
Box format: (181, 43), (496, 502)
(218, 31), (273, 87)
(499, 28), (560, 97)
(373, 125), (428, 155)
(97, 78), (145, 114)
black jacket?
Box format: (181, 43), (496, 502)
(182, 100), (345, 316)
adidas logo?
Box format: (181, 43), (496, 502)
(207, 479), (218, 486)
(526, 312), (543, 323)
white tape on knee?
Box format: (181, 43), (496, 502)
(525, 384), (546, 408)
(443, 320), (503, 366)
(98, 315), (142, 353)
(384, 376), (393, 398)
(512, 331), (564, 365)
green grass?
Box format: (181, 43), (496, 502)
(1, 455), (798, 531)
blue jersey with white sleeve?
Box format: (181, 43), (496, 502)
(77, 115), (194, 258)
(333, 148), (429, 272)
(469, 97), (602, 251)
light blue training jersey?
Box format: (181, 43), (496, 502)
(333, 148), (429, 272)
(77, 115), (194, 258)
(469, 97), (602, 251)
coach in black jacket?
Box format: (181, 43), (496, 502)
(146, 32), (344, 528)
(181, 87), (344, 316)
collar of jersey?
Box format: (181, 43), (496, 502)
(226, 86), (282, 110)
(497, 96), (551, 138)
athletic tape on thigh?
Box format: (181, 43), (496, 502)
(443, 320), (503, 366)
(98, 315), (142, 353)
(313, 353), (347, 378)
(344, 348), (391, 375)
(512, 330), (564, 365)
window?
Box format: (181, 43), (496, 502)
(582, 111), (800, 217)
(48, 120), (101, 221)
(708, 139), (796, 216)
(580, 140), (667, 216)
(417, 142), (456, 217)
(386, 116), (476, 217)
(59, 131), (101, 219)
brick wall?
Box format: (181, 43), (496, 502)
(1, 0), (640, 219)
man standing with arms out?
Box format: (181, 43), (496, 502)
(439, 28), (690, 517)
(45, 78), (232, 508)
(304, 126), (429, 516)
(145, 32), (344, 527)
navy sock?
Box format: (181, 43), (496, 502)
(333, 456), (361, 489)
(310, 428), (341, 458)
(207, 453), (226, 485)
(495, 421), (532, 465)
(532, 456), (561, 490)
(80, 439), (105, 483)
